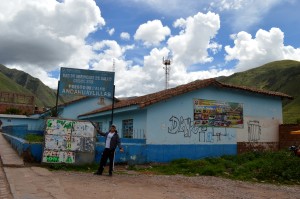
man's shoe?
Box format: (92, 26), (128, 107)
(94, 171), (102, 175)
(108, 173), (113, 177)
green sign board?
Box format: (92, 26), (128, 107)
(59, 67), (115, 98)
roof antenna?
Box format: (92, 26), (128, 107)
(163, 53), (172, 89)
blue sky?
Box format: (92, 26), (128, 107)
(0, 0), (300, 96)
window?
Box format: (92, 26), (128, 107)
(122, 119), (133, 138)
(98, 97), (105, 105)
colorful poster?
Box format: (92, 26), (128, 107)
(193, 99), (243, 128)
(42, 119), (95, 164)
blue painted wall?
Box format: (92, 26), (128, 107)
(2, 133), (43, 162)
(0, 116), (45, 131)
(95, 109), (147, 139)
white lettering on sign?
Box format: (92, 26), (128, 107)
(61, 89), (111, 97)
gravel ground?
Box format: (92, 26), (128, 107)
(56, 168), (300, 199)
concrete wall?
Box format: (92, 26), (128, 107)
(279, 124), (300, 150)
(0, 116), (45, 131)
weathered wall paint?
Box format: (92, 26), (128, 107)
(236, 116), (280, 142)
(42, 119), (95, 164)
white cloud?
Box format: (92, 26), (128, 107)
(119, 0), (207, 17)
(134, 20), (171, 46)
(107, 28), (115, 36)
(207, 0), (285, 31)
(120, 32), (130, 40)
(168, 12), (221, 66)
(0, 0), (105, 88)
(225, 27), (300, 71)
(91, 39), (232, 97)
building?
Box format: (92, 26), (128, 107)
(0, 91), (35, 115)
(78, 78), (292, 163)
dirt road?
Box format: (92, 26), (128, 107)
(4, 166), (300, 199)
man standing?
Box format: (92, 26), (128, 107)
(94, 124), (124, 176)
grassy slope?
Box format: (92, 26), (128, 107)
(0, 72), (33, 93)
(0, 64), (57, 107)
(219, 60), (300, 123)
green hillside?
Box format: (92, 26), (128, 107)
(219, 60), (300, 124)
(0, 72), (32, 93)
(0, 64), (57, 107)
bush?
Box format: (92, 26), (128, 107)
(136, 151), (300, 184)
(24, 134), (44, 143)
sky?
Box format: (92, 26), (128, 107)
(1, 0), (300, 97)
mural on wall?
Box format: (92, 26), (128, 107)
(42, 119), (95, 164)
(168, 115), (235, 143)
(193, 99), (243, 128)
(247, 120), (261, 142)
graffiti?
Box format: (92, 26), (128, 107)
(168, 115), (234, 143)
(42, 119), (95, 164)
(42, 150), (75, 163)
(247, 120), (261, 142)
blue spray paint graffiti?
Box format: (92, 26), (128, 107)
(168, 115), (235, 143)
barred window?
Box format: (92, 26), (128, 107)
(122, 119), (133, 138)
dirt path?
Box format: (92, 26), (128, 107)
(5, 166), (300, 199)
(58, 171), (300, 199)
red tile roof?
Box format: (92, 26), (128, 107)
(79, 78), (293, 117)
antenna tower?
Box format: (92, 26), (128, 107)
(163, 55), (171, 89)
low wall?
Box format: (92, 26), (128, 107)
(4, 134), (238, 165)
(279, 124), (300, 150)
(237, 142), (278, 154)
(96, 136), (237, 164)
(2, 133), (43, 162)
(2, 124), (43, 139)
(146, 144), (236, 163)
(95, 137), (147, 164)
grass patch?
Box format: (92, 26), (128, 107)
(46, 163), (99, 172)
(24, 134), (44, 143)
(128, 151), (300, 184)
(40, 150), (300, 185)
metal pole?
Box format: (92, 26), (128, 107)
(111, 85), (115, 124)
(55, 80), (60, 117)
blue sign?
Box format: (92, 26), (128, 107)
(59, 67), (115, 98)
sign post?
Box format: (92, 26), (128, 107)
(59, 67), (115, 98)
(56, 67), (115, 117)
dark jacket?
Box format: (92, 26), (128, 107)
(98, 131), (122, 150)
